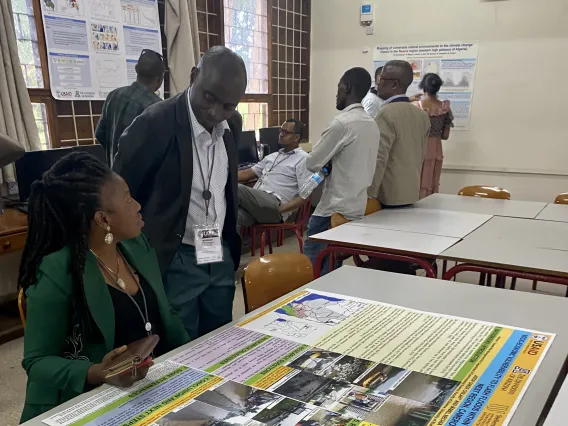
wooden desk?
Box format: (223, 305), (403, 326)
(0, 208), (28, 343)
(415, 193), (547, 219)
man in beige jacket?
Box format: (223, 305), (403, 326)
(369, 60), (431, 207)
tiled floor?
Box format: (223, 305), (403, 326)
(1, 237), (566, 425)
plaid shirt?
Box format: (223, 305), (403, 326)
(95, 82), (161, 166)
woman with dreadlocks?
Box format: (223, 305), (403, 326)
(19, 152), (189, 423)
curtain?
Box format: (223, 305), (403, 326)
(166, 0), (200, 96)
(0, 0), (41, 185)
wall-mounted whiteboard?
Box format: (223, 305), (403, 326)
(40, 0), (163, 101)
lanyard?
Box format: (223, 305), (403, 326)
(193, 139), (216, 223)
(267, 151), (294, 173)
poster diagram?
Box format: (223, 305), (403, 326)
(40, 0), (162, 100)
(275, 293), (366, 325)
(373, 41), (479, 130)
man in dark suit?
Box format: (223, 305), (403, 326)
(114, 46), (247, 339)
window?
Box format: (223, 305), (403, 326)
(11, 0), (44, 89)
(224, 0), (269, 94)
(32, 103), (51, 149)
(238, 102), (268, 131)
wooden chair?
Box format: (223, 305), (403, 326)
(18, 288), (26, 328)
(330, 198), (382, 228)
(554, 193), (568, 204)
(457, 185), (512, 287)
(330, 199), (382, 266)
(458, 185), (511, 200)
(241, 253), (314, 313)
(251, 196), (312, 257)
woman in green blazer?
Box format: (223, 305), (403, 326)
(19, 152), (190, 423)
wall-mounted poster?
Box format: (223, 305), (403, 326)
(40, 0), (163, 101)
(373, 41), (479, 130)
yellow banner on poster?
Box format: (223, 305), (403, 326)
(472, 335), (553, 426)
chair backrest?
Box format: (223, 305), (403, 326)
(458, 185), (511, 200)
(331, 198), (382, 228)
(18, 288), (26, 328)
(293, 196), (312, 227)
(241, 253), (314, 313)
(555, 193), (568, 204)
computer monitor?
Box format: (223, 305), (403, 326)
(238, 131), (259, 165)
(259, 127), (281, 155)
(15, 144), (106, 202)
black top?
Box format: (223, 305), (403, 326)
(113, 91), (242, 273)
(108, 274), (167, 357)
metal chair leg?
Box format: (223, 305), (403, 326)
(260, 231), (266, 257)
(251, 228), (256, 257)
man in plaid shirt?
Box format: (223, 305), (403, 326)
(96, 49), (165, 166)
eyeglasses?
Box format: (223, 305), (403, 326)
(279, 129), (298, 136)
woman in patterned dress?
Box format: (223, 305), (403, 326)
(414, 73), (454, 199)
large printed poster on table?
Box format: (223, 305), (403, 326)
(40, 0), (163, 101)
(43, 290), (553, 426)
(373, 41), (479, 130)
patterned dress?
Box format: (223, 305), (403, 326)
(414, 100), (454, 199)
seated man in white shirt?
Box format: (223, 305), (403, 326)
(237, 119), (312, 227)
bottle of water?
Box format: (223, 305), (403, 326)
(299, 166), (329, 198)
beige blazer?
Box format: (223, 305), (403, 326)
(369, 102), (431, 206)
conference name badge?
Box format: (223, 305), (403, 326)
(194, 223), (223, 265)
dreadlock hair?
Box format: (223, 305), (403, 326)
(18, 151), (113, 329)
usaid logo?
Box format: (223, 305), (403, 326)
(57, 90), (72, 98)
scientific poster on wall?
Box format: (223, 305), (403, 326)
(373, 41), (479, 130)
(40, 0), (163, 101)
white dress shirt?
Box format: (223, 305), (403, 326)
(362, 91), (383, 119)
(183, 92), (229, 245)
(306, 103), (381, 220)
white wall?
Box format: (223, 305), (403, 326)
(310, 0), (568, 202)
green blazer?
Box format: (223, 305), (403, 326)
(20, 235), (189, 424)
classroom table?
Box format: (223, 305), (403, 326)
(459, 216), (568, 251)
(536, 203), (568, 223)
(349, 207), (492, 238)
(309, 223), (460, 277)
(415, 193), (547, 219)
(22, 266), (568, 426)
(439, 217), (568, 286)
(543, 373), (568, 426)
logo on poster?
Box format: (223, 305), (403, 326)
(57, 90), (73, 98)
(512, 366), (531, 375)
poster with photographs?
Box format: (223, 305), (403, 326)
(40, 0), (162, 100)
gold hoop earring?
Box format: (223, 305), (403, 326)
(104, 226), (114, 245)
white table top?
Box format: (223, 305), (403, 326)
(536, 203), (568, 223)
(349, 207), (492, 238)
(415, 193), (547, 219)
(462, 216), (568, 251)
(309, 222), (460, 255)
(24, 267), (568, 426)
(440, 239), (568, 277)
(543, 374), (568, 426)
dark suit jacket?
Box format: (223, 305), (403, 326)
(113, 90), (241, 272)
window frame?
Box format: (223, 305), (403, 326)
(223, 0), (273, 127)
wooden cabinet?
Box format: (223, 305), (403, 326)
(0, 208), (28, 343)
